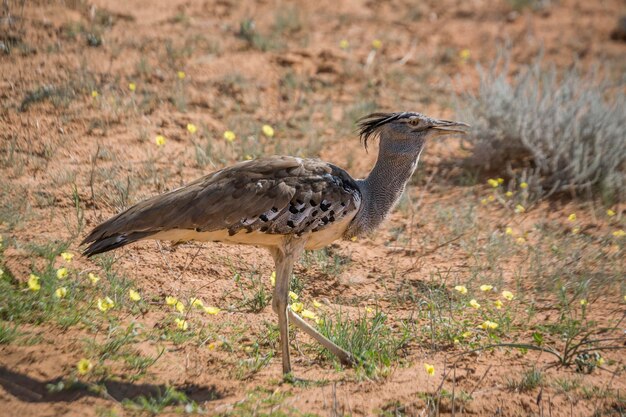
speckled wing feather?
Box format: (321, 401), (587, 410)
(81, 156), (361, 256)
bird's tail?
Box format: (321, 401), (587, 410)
(81, 230), (155, 257)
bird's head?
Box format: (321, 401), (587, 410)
(357, 112), (469, 153)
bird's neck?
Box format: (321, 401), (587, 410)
(348, 148), (422, 237)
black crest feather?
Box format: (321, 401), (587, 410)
(357, 112), (410, 150)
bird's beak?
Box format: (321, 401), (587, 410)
(429, 119), (470, 136)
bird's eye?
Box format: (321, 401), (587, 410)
(408, 118), (420, 126)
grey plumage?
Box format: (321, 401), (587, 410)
(81, 111), (468, 376)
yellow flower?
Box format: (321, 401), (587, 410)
(301, 309), (317, 320)
(270, 271), (276, 286)
(177, 71), (186, 79)
(191, 298), (204, 309)
(365, 306), (374, 314)
(514, 204), (525, 214)
(339, 39), (349, 49)
(613, 229), (625, 238)
(480, 284), (493, 292)
(371, 39), (382, 49)
(88, 272), (100, 285)
(480, 198), (488, 205)
(262, 124), (274, 137)
(516, 237), (526, 244)
(459, 48), (470, 62)
(208, 341), (223, 350)
(91, 90), (99, 98)
(505, 191), (513, 198)
(291, 302), (304, 313)
(129, 289), (141, 302)
(487, 195), (495, 202)
(244, 154), (252, 160)
(155, 135), (166, 146)
(97, 296), (115, 312)
(187, 123), (197, 134)
(55, 287), (68, 299)
(454, 285), (468, 295)
(454, 338), (460, 344)
(56, 267), (68, 279)
(204, 306), (221, 315)
(487, 178), (499, 188)
(505, 227), (513, 236)
(174, 318), (188, 330)
(165, 296), (178, 306)
(567, 213), (576, 222)
(469, 299), (481, 309)
(350, 236), (357, 242)
(479, 320), (498, 330)
(571, 227), (580, 235)
(28, 274), (41, 291)
(461, 331), (472, 338)
(494, 299), (503, 309)
(520, 182), (528, 189)
(288, 291), (298, 301)
(77, 358), (93, 375)
(423, 363), (435, 376)
(502, 290), (514, 301)
(313, 299), (322, 308)
(61, 252), (74, 262)
(223, 130), (236, 142)
(175, 301), (185, 313)
(128, 82), (136, 92)
(606, 209), (616, 217)
(580, 299), (587, 306)
(497, 178), (504, 184)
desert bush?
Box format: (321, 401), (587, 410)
(458, 56), (626, 201)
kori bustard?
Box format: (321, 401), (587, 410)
(81, 112), (468, 376)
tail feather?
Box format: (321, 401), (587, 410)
(82, 231), (155, 257)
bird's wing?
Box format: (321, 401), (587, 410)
(81, 156), (361, 253)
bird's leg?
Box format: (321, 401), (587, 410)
(287, 310), (355, 366)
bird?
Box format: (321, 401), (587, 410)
(80, 112), (469, 376)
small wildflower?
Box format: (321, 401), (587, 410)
(469, 299), (481, 309)
(28, 274), (41, 292)
(262, 124), (274, 137)
(505, 191), (513, 198)
(77, 358), (93, 375)
(424, 363), (435, 376)
(568, 213), (577, 222)
(480, 284), (493, 292)
(502, 290), (514, 301)
(223, 130), (236, 142)
(174, 318), (188, 330)
(191, 298), (204, 309)
(339, 39), (349, 49)
(597, 357), (605, 366)
(88, 273), (100, 285)
(175, 301), (185, 313)
(288, 291), (298, 301)
(129, 289), (141, 302)
(313, 299), (322, 308)
(55, 287), (67, 299)
(606, 209), (616, 217)
(480, 320), (498, 330)
(487, 194), (496, 202)
(371, 39), (382, 49)
(301, 309), (317, 320)
(155, 135), (166, 146)
(187, 123), (197, 134)
(61, 252), (74, 262)
(97, 297), (115, 312)
(208, 341), (223, 350)
(56, 267), (68, 279)
(165, 296), (178, 306)
(128, 82), (136, 92)
(454, 338), (460, 344)
(459, 48), (470, 62)
(365, 306), (374, 314)
(291, 302), (304, 313)
(572, 227), (580, 235)
(497, 178), (504, 184)
(580, 299), (587, 306)
(350, 236), (357, 241)
(454, 285), (468, 295)
(480, 198), (488, 205)
(516, 237), (526, 244)
(204, 306), (221, 315)
(270, 271), (276, 286)
(91, 90), (99, 98)
(505, 227), (513, 235)
(487, 178), (499, 188)
(244, 154), (252, 160)
(494, 299), (503, 309)
(613, 229), (625, 238)
(514, 204), (525, 214)
(462, 331), (472, 338)
(520, 182), (528, 189)
(177, 71), (186, 79)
